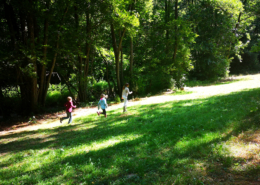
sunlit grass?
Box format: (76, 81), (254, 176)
(1, 76), (260, 184)
(185, 76), (249, 87)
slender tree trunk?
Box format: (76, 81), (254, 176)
(4, 2), (19, 49)
(130, 37), (134, 87)
(75, 5), (83, 101)
(120, 43), (123, 87)
(38, 5), (49, 105)
(173, 0), (179, 62)
(91, 57), (94, 76)
(227, 0), (247, 58)
(19, 10), (27, 45)
(111, 78), (117, 96)
(165, 0), (170, 54)
(78, 8), (91, 102)
(84, 9), (91, 78)
(99, 50), (113, 98)
(110, 23), (126, 97)
(41, 7), (68, 104)
(27, 9), (38, 112)
(106, 62), (113, 97)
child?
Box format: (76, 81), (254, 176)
(60, 96), (76, 124)
(121, 83), (132, 112)
(97, 94), (108, 118)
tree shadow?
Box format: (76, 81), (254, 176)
(1, 88), (260, 184)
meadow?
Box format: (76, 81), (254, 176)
(0, 76), (260, 185)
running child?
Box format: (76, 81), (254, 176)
(60, 96), (76, 124)
(122, 83), (132, 112)
(97, 94), (108, 118)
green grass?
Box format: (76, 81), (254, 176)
(185, 77), (248, 87)
(1, 88), (260, 184)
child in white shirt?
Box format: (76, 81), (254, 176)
(121, 83), (132, 112)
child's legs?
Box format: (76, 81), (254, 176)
(100, 109), (106, 115)
(61, 112), (70, 120)
(68, 112), (72, 123)
(123, 98), (128, 106)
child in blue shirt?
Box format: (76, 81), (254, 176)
(97, 94), (108, 118)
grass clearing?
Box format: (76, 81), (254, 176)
(185, 76), (250, 87)
(1, 76), (260, 184)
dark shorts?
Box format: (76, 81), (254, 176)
(101, 109), (106, 114)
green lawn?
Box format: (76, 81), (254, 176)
(1, 88), (260, 184)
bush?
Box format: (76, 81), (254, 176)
(91, 80), (109, 98)
(114, 95), (121, 103)
(230, 51), (260, 74)
(45, 89), (71, 107)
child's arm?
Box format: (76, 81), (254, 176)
(121, 89), (124, 99)
(104, 99), (108, 108)
(98, 100), (101, 110)
(127, 87), (133, 94)
(71, 101), (76, 108)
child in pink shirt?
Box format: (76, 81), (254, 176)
(60, 96), (76, 124)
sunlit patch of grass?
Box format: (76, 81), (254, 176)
(185, 77), (249, 87)
(171, 89), (194, 95)
(222, 129), (260, 173)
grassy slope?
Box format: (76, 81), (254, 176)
(1, 83), (260, 184)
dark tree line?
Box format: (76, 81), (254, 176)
(1, 0), (260, 115)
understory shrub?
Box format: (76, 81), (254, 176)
(91, 80), (109, 98)
(45, 84), (73, 107)
(114, 95), (121, 103)
(230, 51), (260, 74)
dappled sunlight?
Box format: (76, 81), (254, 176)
(1, 74), (260, 184)
(174, 132), (222, 151)
(2, 74), (260, 138)
(82, 133), (143, 152)
(225, 130), (260, 172)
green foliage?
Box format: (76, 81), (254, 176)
(189, 0), (248, 80)
(91, 80), (109, 98)
(114, 94), (121, 103)
(45, 84), (72, 107)
(230, 50), (260, 74)
(251, 40), (260, 53)
(167, 19), (197, 87)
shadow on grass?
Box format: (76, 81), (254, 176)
(1, 88), (260, 184)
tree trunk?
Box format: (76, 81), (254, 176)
(110, 23), (126, 97)
(120, 44), (123, 87)
(173, 0), (179, 62)
(77, 7), (91, 102)
(165, 0), (170, 54)
(130, 37), (134, 88)
(26, 10), (38, 112)
(38, 8), (49, 105)
(41, 7), (68, 104)
(4, 2), (19, 49)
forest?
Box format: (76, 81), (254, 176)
(1, 0), (260, 116)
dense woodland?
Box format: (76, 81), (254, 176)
(1, 0), (260, 116)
